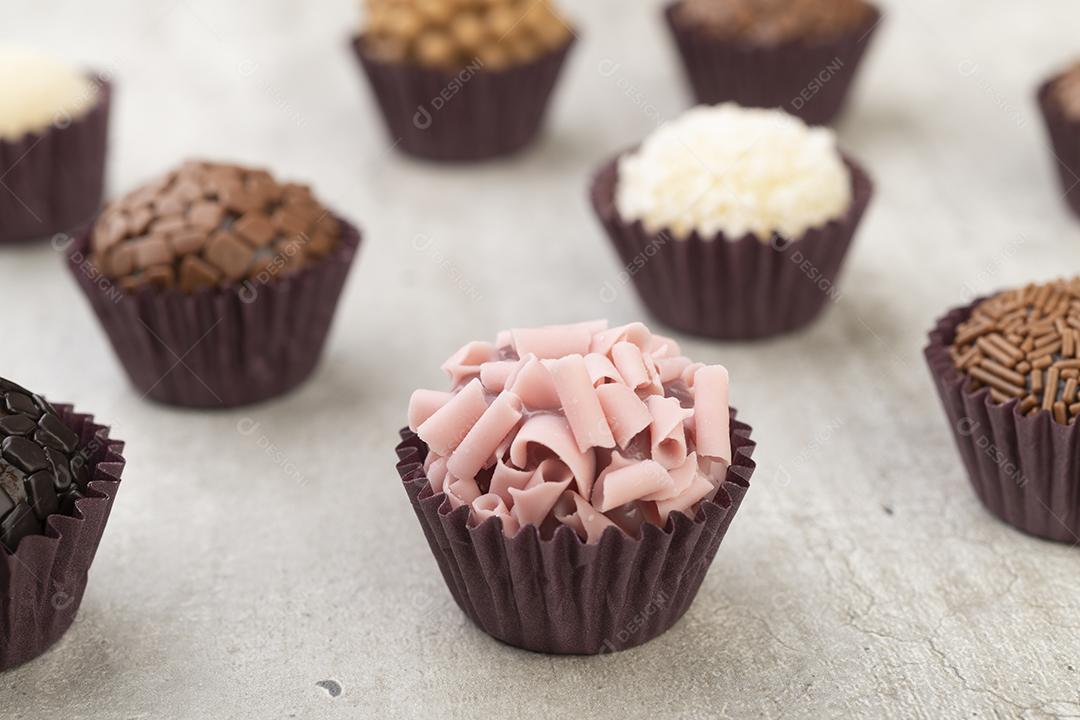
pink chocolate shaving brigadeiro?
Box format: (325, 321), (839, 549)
(407, 320), (732, 543)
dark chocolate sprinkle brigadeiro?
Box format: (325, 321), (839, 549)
(0, 377), (89, 552)
(949, 278), (1080, 424)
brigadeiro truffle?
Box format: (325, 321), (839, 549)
(926, 278), (1080, 543)
(590, 104), (872, 340)
(664, 0), (880, 125)
(0, 47), (110, 244)
(1038, 61), (1080, 219)
(352, 0), (576, 161)
(0, 376), (125, 670)
(67, 160), (361, 408)
(395, 320), (755, 654)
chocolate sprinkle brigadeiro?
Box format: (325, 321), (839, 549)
(91, 161), (342, 294)
(950, 278), (1080, 424)
(0, 377), (89, 552)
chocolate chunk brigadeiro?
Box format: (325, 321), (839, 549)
(90, 161), (342, 294)
(949, 278), (1080, 424)
(0, 377), (89, 552)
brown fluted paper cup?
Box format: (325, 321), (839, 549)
(590, 152), (872, 340)
(925, 298), (1080, 544)
(1, 406), (125, 670)
(66, 215), (361, 409)
(351, 36), (575, 162)
(1037, 76), (1080, 220)
(664, 3), (880, 125)
(0, 77), (111, 244)
(394, 410), (755, 655)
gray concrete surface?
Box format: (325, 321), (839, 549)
(4, 0), (1080, 717)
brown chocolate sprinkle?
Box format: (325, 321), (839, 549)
(91, 161), (341, 294)
(950, 278), (1080, 424)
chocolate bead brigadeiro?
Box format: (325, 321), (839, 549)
(0, 375), (125, 670)
(1038, 62), (1080, 219)
(363, 0), (571, 70)
(352, 0), (577, 161)
(926, 278), (1080, 543)
(664, 0), (881, 125)
(68, 160), (362, 408)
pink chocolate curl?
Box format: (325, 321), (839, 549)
(554, 491), (616, 543)
(509, 478), (572, 528)
(509, 355), (561, 409)
(479, 361), (519, 392)
(424, 454), (450, 494)
(510, 414), (596, 499)
(649, 333), (682, 358)
(596, 383), (651, 449)
(646, 395), (692, 470)
(490, 455), (533, 505)
(545, 354), (616, 454)
(693, 365), (732, 464)
(446, 476), (482, 510)
(682, 362), (705, 388)
(417, 378), (488, 456)
(529, 457), (573, 487)
(408, 389), (453, 432)
(441, 341), (496, 387)
(655, 475), (715, 524)
(590, 322), (653, 355)
(446, 391), (524, 481)
(656, 356), (693, 384)
(591, 460), (674, 513)
(512, 324), (592, 359)
(642, 452), (698, 502)
(584, 353), (624, 387)
(471, 493), (520, 536)
(611, 341), (660, 393)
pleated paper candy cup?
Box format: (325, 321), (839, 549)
(1037, 75), (1080, 220)
(925, 298), (1080, 544)
(66, 215), (361, 409)
(664, 3), (881, 125)
(394, 409), (755, 655)
(0, 77), (111, 245)
(351, 35), (575, 162)
(1, 405), (125, 670)
(590, 152), (873, 340)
